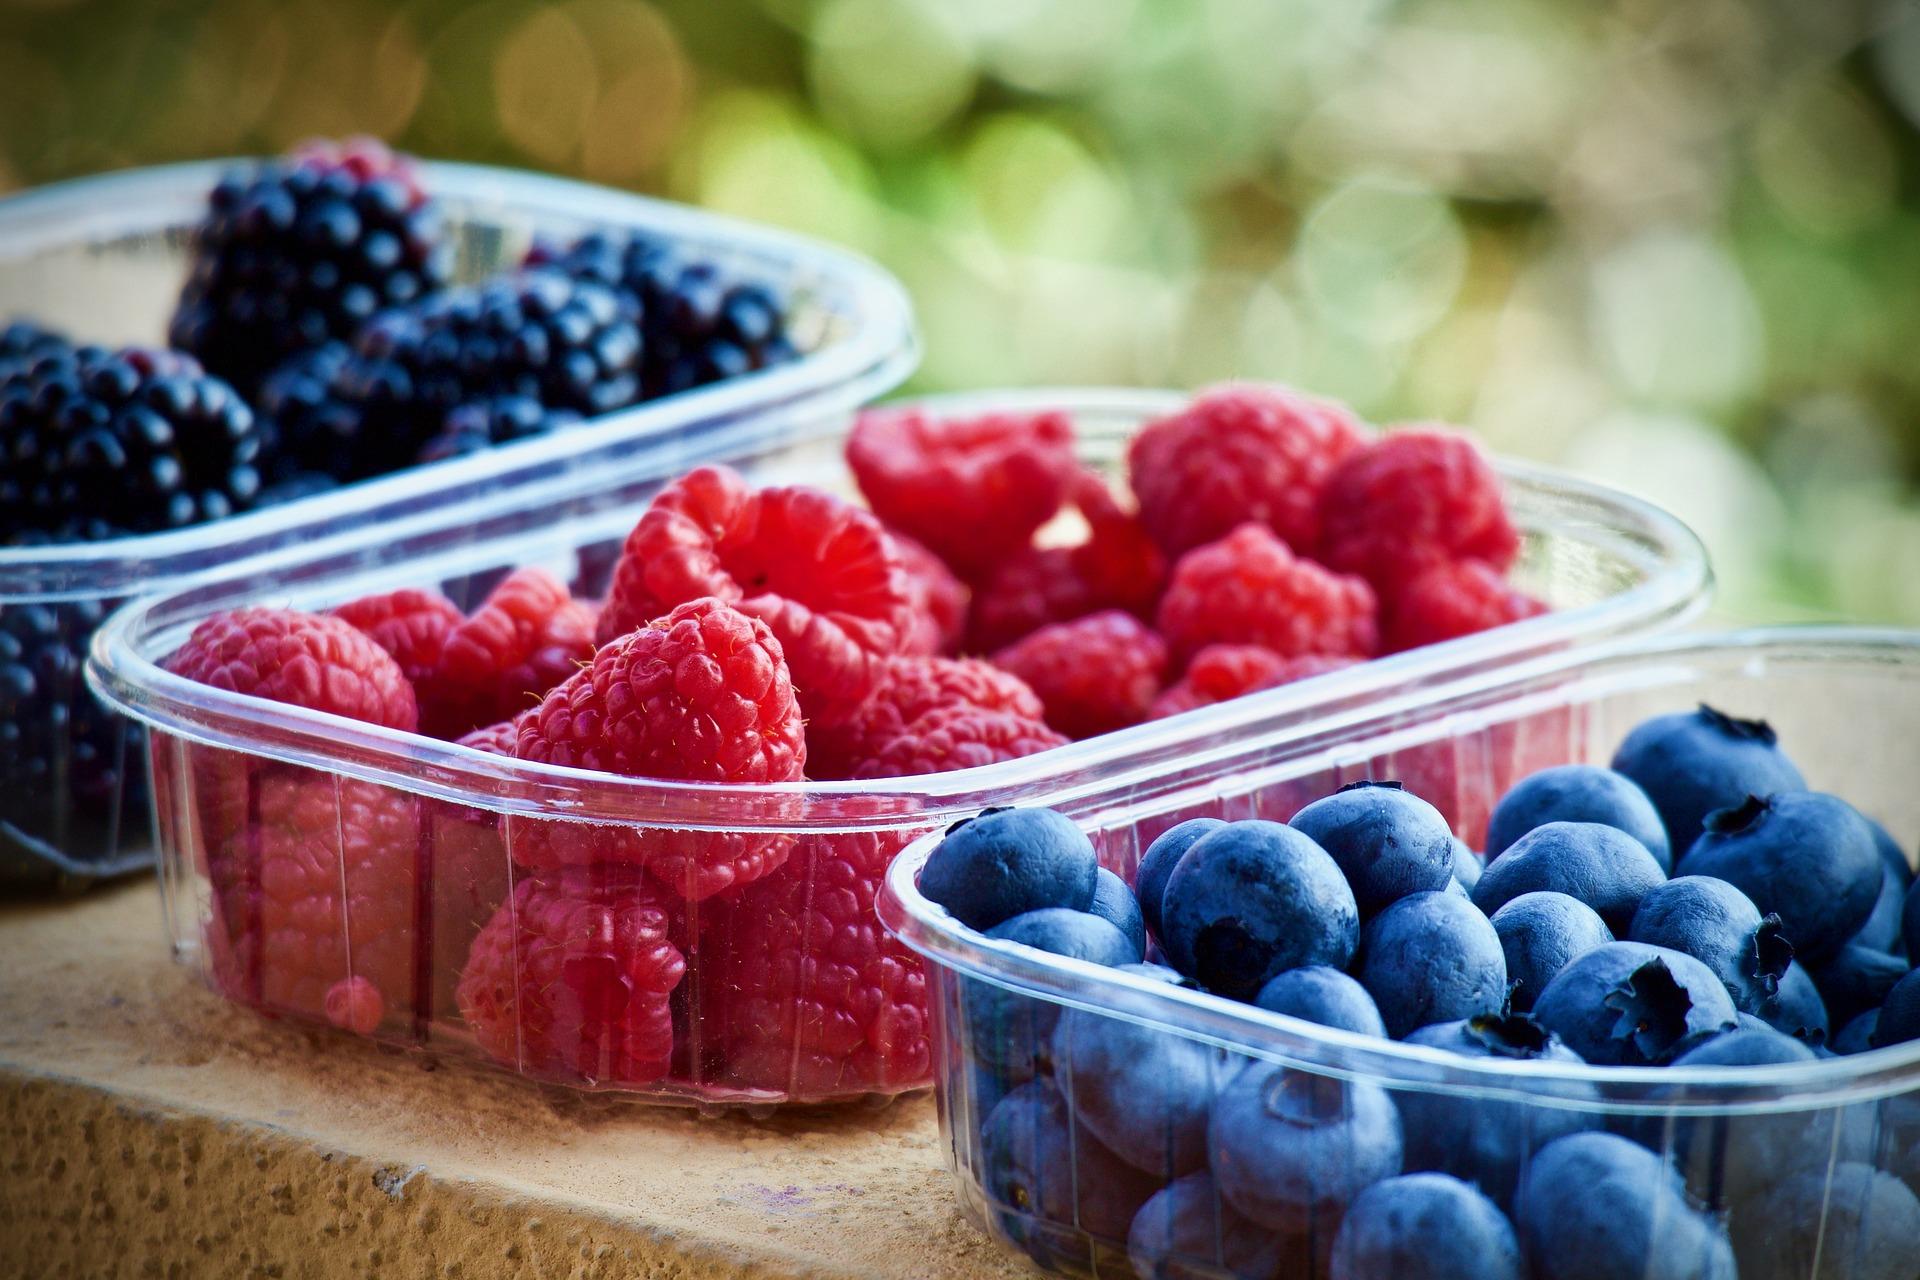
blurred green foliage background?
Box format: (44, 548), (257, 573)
(3, 0), (1920, 621)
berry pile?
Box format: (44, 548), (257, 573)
(919, 704), (1920, 1278)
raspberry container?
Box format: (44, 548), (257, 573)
(878, 625), (1920, 1278)
(86, 388), (1707, 1108)
(0, 159), (916, 887)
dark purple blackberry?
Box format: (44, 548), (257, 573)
(325, 269), (641, 477)
(0, 598), (144, 870)
(170, 138), (453, 399)
(529, 231), (798, 398)
(0, 319), (72, 378)
(253, 341), (358, 481)
(416, 395), (581, 464)
(0, 346), (264, 540)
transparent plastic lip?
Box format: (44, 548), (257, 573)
(878, 626), (1920, 1116)
(0, 159), (918, 601)
(86, 386), (1709, 831)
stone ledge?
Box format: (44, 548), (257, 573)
(0, 882), (1024, 1279)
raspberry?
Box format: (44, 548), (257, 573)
(454, 717), (522, 756)
(890, 529), (969, 656)
(704, 828), (929, 1099)
(1156, 524), (1378, 663)
(456, 866), (686, 1087)
(1127, 383), (1368, 558)
(597, 465), (913, 728)
(847, 406), (1076, 582)
(166, 607), (418, 731)
(1384, 559), (1548, 653)
(1064, 467), (1168, 620)
(1317, 426), (1519, 596)
(806, 656), (1044, 781)
(202, 771), (421, 1032)
(853, 705), (1066, 780)
(422, 568), (596, 739)
(992, 610), (1167, 740)
(332, 588), (463, 690)
(514, 597), (806, 899)
(1148, 646), (1359, 719)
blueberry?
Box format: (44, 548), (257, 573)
(1730, 1163), (1920, 1280)
(1356, 891), (1507, 1038)
(1491, 891), (1614, 1012)
(1052, 995), (1219, 1178)
(1471, 821), (1667, 933)
(921, 807), (1098, 931)
(1904, 878), (1920, 960)
(1516, 1132), (1736, 1280)
(1853, 856), (1909, 956)
(1398, 1014), (1590, 1204)
(1664, 1025), (1821, 1208)
(1160, 821), (1359, 999)
(1087, 867), (1146, 957)
(1209, 1063), (1403, 1232)
(1488, 764), (1671, 871)
(1834, 1010), (1881, 1054)
(1286, 781), (1456, 917)
(1872, 818), (1914, 888)
(1329, 1173), (1522, 1280)
(1133, 817), (1223, 943)
(1127, 1172), (1312, 1280)
(964, 909), (1138, 1075)
(1253, 965), (1388, 1038)
(1611, 704), (1806, 853)
(1677, 792), (1879, 962)
(1756, 961), (1829, 1044)
(1531, 942), (1738, 1066)
(1627, 875), (1792, 1015)
(1813, 944), (1909, 1029)
(1449, 838), (1483, 892)
(1870, 967), (1920, 1048)
(979, 1080), (1158, 1266)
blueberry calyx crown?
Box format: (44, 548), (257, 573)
(1747, 914), (1795, 996)
(945, 804), (1011, 836)
(1703, 793), (1773, 836)
(1260, 1069), (1349, 1128)
(1698, 703), (1778, 745)
(1602, 957), (1696, 1062)
(1336, 779), (1404, 794)
(1464, 1011), (1555, 1059)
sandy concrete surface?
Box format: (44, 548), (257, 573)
(0, 881), (1027, 1279)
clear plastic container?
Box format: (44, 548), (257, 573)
(86, 388), (1708, 1108)
(877, 626), (1920, 1278)
(0, 159), (916, 886)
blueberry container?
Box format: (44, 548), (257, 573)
(878, 626), (1920, 1279)
(86, 388), (1706, 1108)
(0, 159), (916, 887)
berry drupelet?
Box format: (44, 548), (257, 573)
(170, 138), (453, 399)
(529, 230), (797, 398)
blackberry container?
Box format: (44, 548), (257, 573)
(878, 626), (1920, 1279)
(86, 389), (1707, 1108)
(0, 159), (916, 888)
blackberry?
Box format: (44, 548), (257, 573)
(326, 269), (641, 477)
(416, 395), (581, 464)
(170, 138), (453, 399)
(253, 341), (357, 481)
(530, 231), (798, 397)
(0, 346), (264, 540)
(0, 599), (144, 870)
(0, 319), (72, 377)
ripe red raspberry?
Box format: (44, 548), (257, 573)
(416, 716), (522, 1021)
(597, 465), (913, 728)
(1127, 383), (1368, 558)
(991, 610), (1167, 740)
(704, 828), (929, 1099)
(847, 405), (1076, 582)
(167, 606), (418, 731)
(1385, 559), (1548, 653)
(1156, 524), (1378, 663)
(889, 529), (969, 656)
(514, 597), (806, 899)
(1148, 646), (1359, 719)
(332, 588), (463, 689)
(422, 567), (596, 739)
(852, 704), (1066, 780)
(806, 656), (1044, 781)
(1317, 426), (1519, 596)
(1064, 466), (1168, 619)
(965, 546), (1101, 654)
(454, 717), (522, 756)
(456, 866), (686, 1087)
(201, 771), (421, 1033)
